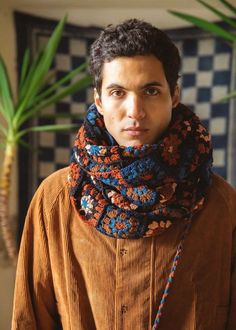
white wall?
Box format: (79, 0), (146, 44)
(10, 5), (227, 28)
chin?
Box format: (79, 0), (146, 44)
(120, 141), (149, 147)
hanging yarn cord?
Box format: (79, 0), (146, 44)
(152, 218), (192, 329)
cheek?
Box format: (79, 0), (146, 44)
(150, 106), (172, 120)
(104, 109), (121, 122)
(103, 114), (117, 128)
(163, 110), (172, 126)
(150, 108), (172, 132)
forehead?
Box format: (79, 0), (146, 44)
(101, 55), (167, 89)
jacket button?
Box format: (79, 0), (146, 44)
(120, 248), (128, 256)
(121, 305), (128, 314)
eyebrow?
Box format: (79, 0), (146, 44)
(143, 81), (163, 88)
(105, 81), (164, 90)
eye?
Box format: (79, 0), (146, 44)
(144, 87), (160, 96)
(111, 89), (125, 97)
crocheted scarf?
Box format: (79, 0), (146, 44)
(69, 103), (212, 239)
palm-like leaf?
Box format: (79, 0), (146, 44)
(33, 62), (87, 105)
(168, 11), (236, 43)
(14, 16), (67, 127)
(169, 0), (236, 101)
(16, 123), (79, 140)
(197, 0), (236, 29)
(0, 58), (14, 125)
(0, 16), (92, 262)
(220, 0), (236, 15)
(19, 48), (30, 90)
(219, 90), (236, 102)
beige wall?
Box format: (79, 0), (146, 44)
(0, 6), (18, 214)
(0, 5), (18, 330)
(0, 2), (228, 329)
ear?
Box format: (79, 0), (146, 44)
(172, 85), (180, 108)
(94, 88), (103, 115)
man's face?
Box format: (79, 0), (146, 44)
(94, 55), (180, 147)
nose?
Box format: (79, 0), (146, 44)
(126, 94), (145, 120)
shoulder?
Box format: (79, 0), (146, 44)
(210, 173), (236, 201)
(208, 173), (236, 226)
(39, 166), (70, 191)
(30, 167), (71, 214)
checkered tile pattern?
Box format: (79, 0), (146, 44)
(31, 27), (233, 191)
(175, 37), (232, 179)
(31, 32), (97, 189)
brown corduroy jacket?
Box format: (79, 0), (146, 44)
(12, 167), (236, 330)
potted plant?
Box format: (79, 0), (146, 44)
(169, 0), (236, 101)
(0, 16), (92, 263)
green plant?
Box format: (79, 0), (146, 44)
(0, 16), (92, 263)
(169, 0), (236, 101)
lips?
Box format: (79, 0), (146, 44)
(123, 126), (148, 136)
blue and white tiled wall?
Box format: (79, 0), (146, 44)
(174, 35), (233, 180)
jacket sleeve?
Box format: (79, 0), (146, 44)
(11, 184), (61, 330)
(227, 225), (236, 330)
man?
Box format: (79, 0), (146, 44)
(12, 19), (236, 330)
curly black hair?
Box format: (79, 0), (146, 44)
(89, 18), (181, 96)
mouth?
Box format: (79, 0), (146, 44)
(122, 127), (149, 136)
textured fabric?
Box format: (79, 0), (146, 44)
(69, 103), (212, 239)
(12, 168), (236, 330)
